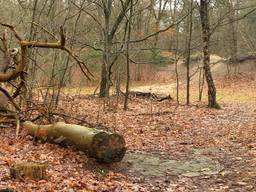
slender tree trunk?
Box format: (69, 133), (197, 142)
(99, 34), (112, 97)
(99, 59), (110, 97)
(228, 0), (238, 73)
(199, 0), (220, 109)
(185, 0), (193, 105)
(198, 67), (205, 101)
(99, 0), (131, 97)
(55, 6), (82, 107)
(124, 0), (133, 110)
(99, 1), (112, 97)
(26, 0), (39, 107)
(173, 0), (180, 104)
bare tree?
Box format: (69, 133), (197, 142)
(185, 0), (193, 105)
(228, 0), (238, 73)
(124, 0), (133, 110)
(99, 0), (132, 97)
(199, 0), (220, 109)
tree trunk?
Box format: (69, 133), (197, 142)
(228, 0), (238, 68)
(99, 34), (111, 98)
(124, 0), (133, 110)
(23, 121), (126, 163)
(99, 61), (110, 97)
(185, 0), (193, 105)
(99, 31), (112, 97)
(173, 0), (180, 105)
(198, 68), (205, 101)
(99, 0), (132, 97)
(199, 0), (220, 109)
(99, 0), (112, 97)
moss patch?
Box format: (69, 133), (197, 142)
(123, 148), (223, 178)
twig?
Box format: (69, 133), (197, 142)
(0, 87), (20, 111)
(15, 115), (20, 138)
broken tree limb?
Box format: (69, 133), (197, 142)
(129, 91), (173, 101)
(23, 121), (126, 163)
(0, 22), (93, 81)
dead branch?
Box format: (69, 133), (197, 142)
(0, 23), (93, 82)
(0, 87), (20, 111)
(129, 91), (173, 101)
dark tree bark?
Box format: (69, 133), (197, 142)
(99, 0), (132, 97)
(99, 0), (112, 97)
(199, 0), (220, 109)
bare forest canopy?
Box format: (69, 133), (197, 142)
(0, 0), (255, 85)
(0, 0), (254, 122)
(0, 0), (255, 117)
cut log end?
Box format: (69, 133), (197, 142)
(90, 132), (126, 163)
(10, 162), (47, 180)
(23, 121), (127, 163)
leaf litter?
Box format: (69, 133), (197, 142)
(0, 75), (255, 191)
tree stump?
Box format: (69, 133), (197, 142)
(10, 162), (47, 180)
(0, 189), (17, 192)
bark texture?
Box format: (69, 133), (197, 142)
(23, 121), (126, 163)
(199, 0), (220, 109)
(10, 162), (47, 180)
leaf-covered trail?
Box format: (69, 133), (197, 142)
(0, 77), (256, 191)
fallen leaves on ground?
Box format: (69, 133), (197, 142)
(0, 74), (255, 191)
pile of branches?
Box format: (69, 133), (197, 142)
(129, 91), (173, 102)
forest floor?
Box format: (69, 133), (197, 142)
(0, 73), (255, 192)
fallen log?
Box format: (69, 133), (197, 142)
(129, 91), (173, 101)
(23, 121), (126, 163)
(225, 55), (256, 64)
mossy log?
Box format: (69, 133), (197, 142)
(23, 121), (126, 163)
(10, 162), (47, 180)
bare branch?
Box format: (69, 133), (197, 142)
(0, 23), (93, 83)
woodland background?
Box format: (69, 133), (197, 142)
(0, 0), (255, 191)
